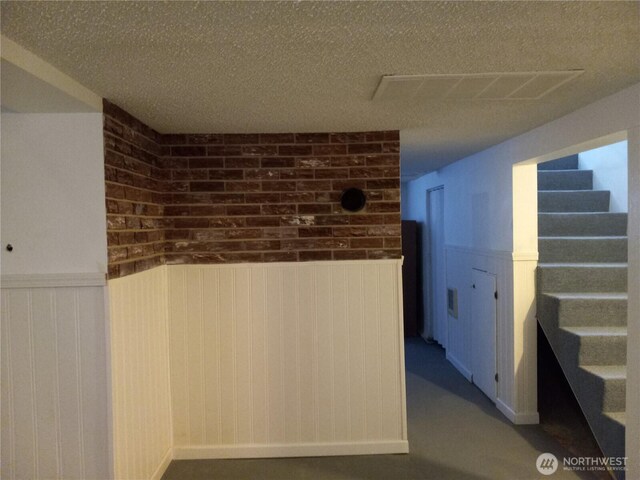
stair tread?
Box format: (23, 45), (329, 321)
(603, 411), (626, 426)
(581, 365), (627, 379)
(561, 326), (627, 336)
(538, 262), (627, 268)
(539, 236), (627, 240)
(542, 292), (628, 300)
(540, 189), (610, 193)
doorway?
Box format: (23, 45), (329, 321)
(424, 186), (446, 348)
(471, 268), (497, 402)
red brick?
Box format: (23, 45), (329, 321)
(226, 205), (261, 216)
(225, 157), (261, 168)
(348, 143), (382, 154)
(207, 145), (243, 156)
(262, 181), (296, 192)
(261, 158), (295, 168)
(382, 142), (400, 153)
(245, 192), (281, 203)
(263, 251), (298, 262)
(260, 133), (295, 143)
(171, 146), (206, 156)
(315, 168), (347, 179)
(295, 133), (330, 143)
(208, 169), (244, 180)
(279, 145), (313, 156)
(296, 180), (331, 191)
(298, 204), (332, 214)
(246, 216), (280, 227)
(190, 181), (225, 192)
(298, 227), (333, 237)
(313, 144), (347, 156)
(366, 179), (400, 189)
(367, 202), (400, 213)
(351, 238), (383, 248)
(299, 251), (332, 261)
(333, 250), (367, 260)
(330, 133), (367, 143)
(188, 158), (225, 169)
(187, 134), (224, 144)
(367, 249), (401, 259)
(297, 157), (330, 168)
(226, 181), (262, 192)
(246, 169), (280, 180)
(262, 204), (296, 215)
(224, 134), (260, 144)
(242, 145), (278, 156)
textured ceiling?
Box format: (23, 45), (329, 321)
(1, 1), (639, 178)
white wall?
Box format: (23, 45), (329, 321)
(168, 261), (407, 459)
(0, 113), (108, 275)
(626, 127), (640, 479)
(579, 140), (628, 212)
(404, 83), (640, 426)
(108, 267), (173, 480)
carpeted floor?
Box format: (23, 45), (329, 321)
(162, 337), (604, 479)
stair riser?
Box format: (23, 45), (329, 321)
(558, 330), (627, 366)
(539, 213), (628, 236)
(538, 154), (579, 170)
(538, 238), (628, 263)
(538, 295), (627, 327)
(538, 191), (610, 213)
(538, 170), (593, 190)
(537, 266), (627, 293)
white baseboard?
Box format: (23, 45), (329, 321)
(173, 441), (409, 460)
(151, 447), (173, 480)
(446, 352), (472, 381)
(496, 398), (539, 425)
(1, 272), (106, 288)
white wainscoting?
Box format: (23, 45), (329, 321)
(108, 266), (173, 480)
(167, 260), (408, 458)
(444, 246), (539, 424)
(0, 273), (111, 480)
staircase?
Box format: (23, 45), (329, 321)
(536, 154), (627, 470)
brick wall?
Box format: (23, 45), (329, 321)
(104, 100), (166, 278)
(104, 102), (401, 278)
(161, 133), (401, 265)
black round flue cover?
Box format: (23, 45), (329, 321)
(340, 188), (367, 212)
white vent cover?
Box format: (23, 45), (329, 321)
(372, 70), (584, 101)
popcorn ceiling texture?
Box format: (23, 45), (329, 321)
(104, 101), (400, 278)
(3, 1), (638, 178)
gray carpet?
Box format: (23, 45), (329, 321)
(162, 338), (600, 480)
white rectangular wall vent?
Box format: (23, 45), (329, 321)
(372, 70), (584, 101)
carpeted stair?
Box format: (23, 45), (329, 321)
(536, 154), (627, 473)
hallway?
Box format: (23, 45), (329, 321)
(163, 338), (595, 480)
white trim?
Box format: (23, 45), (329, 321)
(512, 251), (539, 261)
(496, 398), (539, 425)
(1, 272), (106, 289)
(445, 244), (513, 260)
(446, 352), (472, 381)
(171, 258), (403, 269)
(1, 35), (103, 111)
(172, 441), (409, 460)
(150, 447), (173, 480)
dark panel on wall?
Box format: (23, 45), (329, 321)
(401, 220), (418, 337)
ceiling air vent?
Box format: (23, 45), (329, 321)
(372, 71), (584, 101)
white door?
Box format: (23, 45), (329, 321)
(471, 268), (497, 402)
(424, 187), (446, 348)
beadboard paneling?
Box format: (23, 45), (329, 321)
(108, 266), (173, 480)
(168, 260), (407, 457)
(0, 280), (111, 480)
